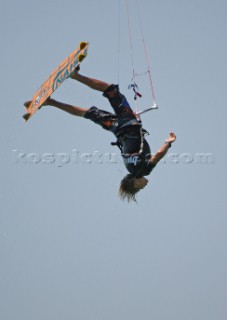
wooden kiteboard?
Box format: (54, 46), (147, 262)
(23, 41), (89, 121)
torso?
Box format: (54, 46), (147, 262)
(122, 138), (156, 178)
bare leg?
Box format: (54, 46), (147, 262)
(45, 98), (88, 117)
(31, 71), (111, 118)
(70, 69), (110, 93)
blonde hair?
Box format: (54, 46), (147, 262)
(119, 174), (140, 202)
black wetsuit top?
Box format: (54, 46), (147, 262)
(120, 136), (156, 178)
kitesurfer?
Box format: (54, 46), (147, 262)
(38, 69), (176, 201)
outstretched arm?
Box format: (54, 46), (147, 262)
(44, 98), (88, 117)
(149, 132), (176, 165)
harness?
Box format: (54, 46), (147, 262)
(111, 127), (149, 157)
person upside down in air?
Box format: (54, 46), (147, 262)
(26, 69), (176, 202)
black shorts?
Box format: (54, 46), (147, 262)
(84, 84), (140, 134)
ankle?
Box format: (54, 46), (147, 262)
(70, 69), (80, 80)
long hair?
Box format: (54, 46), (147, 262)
(119, 174), (140, 202)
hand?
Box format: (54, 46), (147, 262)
(165, 132), (176, 144)
(133, 111), (141, 121)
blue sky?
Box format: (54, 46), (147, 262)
(0, 1), (227, 319)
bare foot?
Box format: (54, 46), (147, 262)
(70, 66), (80, 80)
(43, 97), (52, 106)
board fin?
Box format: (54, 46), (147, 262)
(24, 101), (31, 109)
(78, 53), (86, 63)
(23, 113), (31, 121)
(80, 42), (87, 50)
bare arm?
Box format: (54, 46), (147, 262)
(149, 132), (176, 165)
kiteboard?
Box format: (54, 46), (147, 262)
(23, 41), (89, 121)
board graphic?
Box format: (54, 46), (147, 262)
(23, 41), (89, 121)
